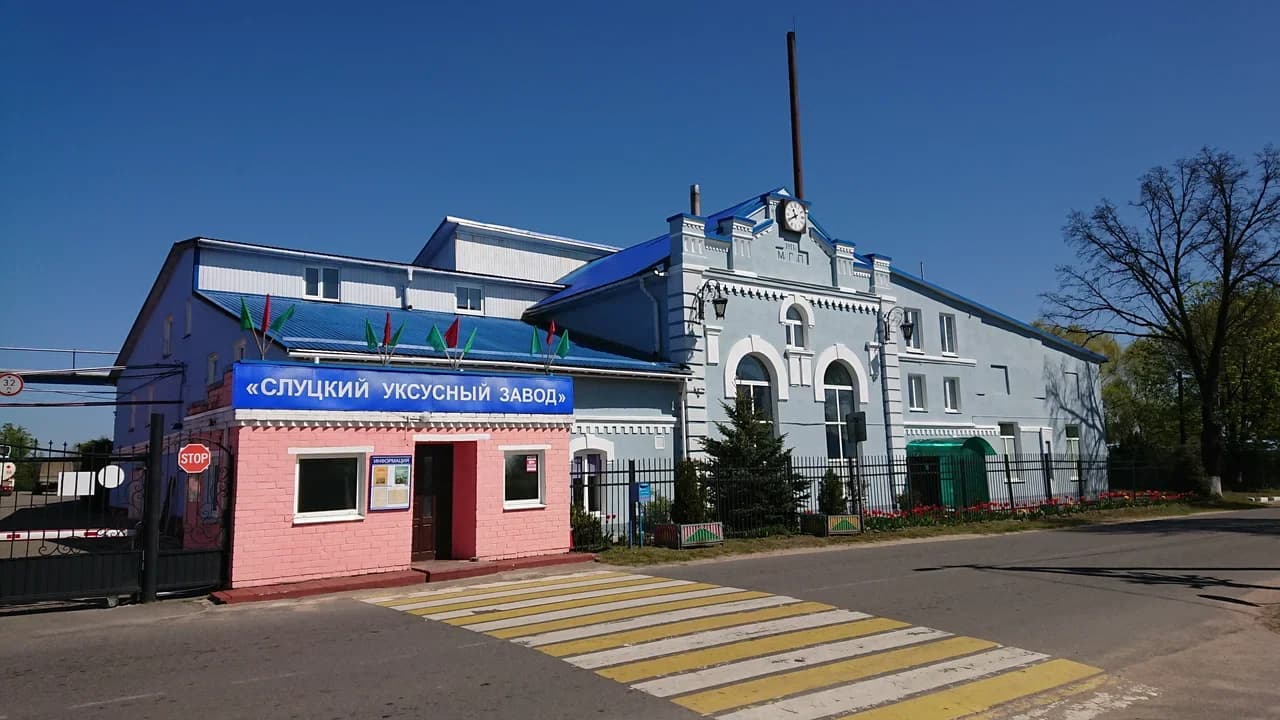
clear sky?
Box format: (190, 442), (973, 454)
(1, 0), (1276, 445)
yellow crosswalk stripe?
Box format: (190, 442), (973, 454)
(405, 577), (669, 615)
(597, 617), (909, 683)
(445, 583), (722, 626)
(538, 601), (835, 658)
(485, 591), (771, 639)
(373, 571), (628, 607)
(834, 659), (1103, 720)
(673, 636), (998, 714)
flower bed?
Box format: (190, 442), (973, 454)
(862, 490), (1195, 531)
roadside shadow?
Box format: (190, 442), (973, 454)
(915, 564), (1280, 592)
(1066, 515), (1280, 537)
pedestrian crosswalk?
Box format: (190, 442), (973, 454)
(364, 570), (1102, 719)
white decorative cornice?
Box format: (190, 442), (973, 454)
(572, 422), (674, 436)
(230, 409), (573, 430)
(898, 353), (979, 367)
(714, 280), (878, 315)
(904, 423), (1000, 438)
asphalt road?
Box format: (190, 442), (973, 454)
(1, 508), (1276, 720)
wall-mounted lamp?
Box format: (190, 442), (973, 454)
(694, 280), (729, 323)
(881, 307), (915, 344)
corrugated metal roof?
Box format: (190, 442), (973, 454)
(199, 291), (684, 374)
(534, 234), (671, 308)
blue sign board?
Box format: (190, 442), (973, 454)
(638, 482), (652, 502)
(232, 362), (573, 415)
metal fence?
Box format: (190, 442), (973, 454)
(569, 453), (1191, 551)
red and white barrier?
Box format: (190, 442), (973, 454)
(0, 528), (135, 541)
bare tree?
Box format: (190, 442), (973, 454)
(1046, 146), (1280, 494)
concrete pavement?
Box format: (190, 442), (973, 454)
(1, 508), (1276, 719)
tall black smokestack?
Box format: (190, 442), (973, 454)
(787, 31), (805, 200)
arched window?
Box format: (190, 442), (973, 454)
(823, 363), (859, 459)
(735, 355), (774, 423)
(571, 451), (604, 514)
(783, 305), (806, 349)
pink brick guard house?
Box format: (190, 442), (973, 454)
(189, 361), (575, 588)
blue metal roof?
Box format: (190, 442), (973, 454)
(886, 269), (1109, 364)
(533, 234), (672, 308)
(199, 291), (685, 375)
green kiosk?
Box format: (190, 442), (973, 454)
(904, 437), (996, 508)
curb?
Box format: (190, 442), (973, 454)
(1247, 496), (1279, 503)
(208, 553), (598, 604)
(210, 570), (424, 605)
(419, 553), (597, 582)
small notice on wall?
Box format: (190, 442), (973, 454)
(369, 455), (412, 511)
(525, 455), (538, 473)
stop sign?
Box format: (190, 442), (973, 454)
(178, 443), (212, 474)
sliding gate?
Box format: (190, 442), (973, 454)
(0, 433), (233, 605)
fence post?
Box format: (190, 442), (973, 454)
(1077, 455), (1085, 501)
(627, 459), (637, 549)
(140, 415), (164, 603)
(1040, 452), (1053, 501)
(1003, 455), (1015, 508)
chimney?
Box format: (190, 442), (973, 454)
(787, 31), (805, 200)
(690, 184), (702, 216)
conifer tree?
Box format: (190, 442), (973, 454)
(702, 394), (808, 533)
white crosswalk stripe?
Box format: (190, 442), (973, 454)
(514, 595), (802, 646)
(366, 570), (1106, 719)
(633, 626), (953, 698)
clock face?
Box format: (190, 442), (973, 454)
(782, 200), (808, 232)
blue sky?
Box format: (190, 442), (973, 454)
(1, 0), (1275, 444)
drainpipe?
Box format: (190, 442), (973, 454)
(679, 381), (691, 461)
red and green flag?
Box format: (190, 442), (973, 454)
(429, 316), (477, 369)
(238, 294), (296, 359)
(365, 312), (404, 365)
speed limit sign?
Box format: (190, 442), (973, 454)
(0, 373), (23, 397)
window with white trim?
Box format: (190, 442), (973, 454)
(999, 422), (1020, 481)
(735, 355), (774, 424)
(907, 374), (927, 411)
(572, 452), (604, 513)
(234, 339), (247, 362)
(295, 455), (364, 521)
(823, 363), (858, 459)
(305, 267), (340, 300)
(456, 286), (484, 312)
(163, 315), (173, 356)
(943, 376), (961, 412)
(206, 353), (218, 385)
(1065, 425), (1081, 481)
(940, 314), (957, 354)
(903, 308), (923, 350)
(783, 305), (807, 349)
(504, 450), (545, 508)
(184, 300), (193, 337)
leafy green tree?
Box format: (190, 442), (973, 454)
(702, 394), (808, 534)
(1, 422), (40, 491)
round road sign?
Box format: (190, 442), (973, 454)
(0, 373), (23, 397)
(177, 443), (212, 474)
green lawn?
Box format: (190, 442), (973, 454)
(596, 501), (1249, 567)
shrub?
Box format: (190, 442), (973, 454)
(645, 495), (673, 526)
(671, 459), (708, 525)
(818, 469), (847, 515)
(570, 503), (608, 551)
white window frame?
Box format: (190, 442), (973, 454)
(206, 353), (219, 385)
(234, 339), (247, 362)
(184, 300), (193, 337)
(455, 285), (484, 314)
(572, 451), (606, 515)
(907, 373), (927, 411)
(943, 376), (961, 413)
(502, 444), (549, 510)
(163, 315), (174, 356)
(1065, 425), (1081, 481)
(783, 305), (807, 350)
(903, 308), (923, 351)
(289, 446), (371, 524)
(734, 356), (775, 426)
(939, 313), (957, 355)
(999, 422), (1021, 482)
(823, 364), (858, 459)
(304, 266), (340, 301)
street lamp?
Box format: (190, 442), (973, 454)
(694, 280), (728, 323)
(881, 307), (915, 345)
